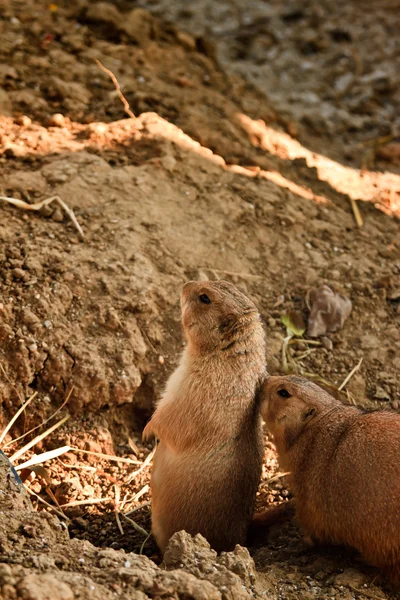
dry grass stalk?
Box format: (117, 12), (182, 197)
(302, 371), (338, 391)
(0, 392), (37, 445)
(25, 486), (69, 521)
(4, 388), (72, 449)
(59, 497), (112, 509)
(120, 512), (149, 537)
(126, 446), (156, 484)
(288, 339), (322, 346)
(124, 501), (151, 516)
(132, 484), (149, 503)
(10, 415), (70, 463)
(58, 460), (97, 472)
(264, 472), (291, 485)
(281, 334), (293, 373)
(15, 446), (72, 471)
(338, 357), (363, 391)
(349, 197), (364, 228)
(114, 484), (124, 535)
(295, 348), (317, 361)
(43, 482), (67, 517)
(95, 59), (136, 119)
(140, 532), (152, 554)
(128, 437), (140, 457)
(346, 389), (357, 406)
(69, 447), (142, 465)
(0, 195), (84, 238)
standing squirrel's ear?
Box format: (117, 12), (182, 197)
(302, 407), (317, 422)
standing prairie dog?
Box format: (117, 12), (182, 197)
(143, 280), (267, 553)
(260, 375), (400, 585)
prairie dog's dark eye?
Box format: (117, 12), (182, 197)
(277, 388), (291, 398)
(199, 294), (211, 304)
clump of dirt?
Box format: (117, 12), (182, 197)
(134, 0), (400, 172)
(0, 456), (262, 600)
(0, 0), (399, 599)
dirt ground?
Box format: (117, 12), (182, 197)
(0, 0), (400, 598)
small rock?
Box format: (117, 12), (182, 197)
(48, 113), (66, 127)
(320, 336), (333, 351)
(175, 30), (196, 51)
(122, 8), (155, 46)
(159, 155), (177, 172)
(86, 2), (122, 28)
(87, 122), (108, 135)
(374, 386), (390, 401)
(15, 115), (32, 126)
(51, 206), (64, 222)
(12, 268), (28, 281)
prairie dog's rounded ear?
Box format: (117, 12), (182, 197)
(302, 407), (317, 422)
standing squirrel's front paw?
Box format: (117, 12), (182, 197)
(142, 420), (156, 443)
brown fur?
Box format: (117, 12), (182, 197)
(259, 375), (400, 585)
(143, 280), (267, 553)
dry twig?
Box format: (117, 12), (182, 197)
(4, 388), (72, 449)
(10, 415), (70, 463)
(0, 195), (84, 238)
(288, 339), (322, 346)
(0, 392), (37, 445)
(95, 59), (136, 119)
(59, 497), (112, 509)
(349, 197), (364, 228)
(114, 485), (124, 535)
(126, 446), (156, 484)
(25, 486), (69, 521)
(132, 484), (149, 503)
(140, 532), (152, 554)
(15, 446), (71, 471)
(69, 447), (142, 465)
(120, 512), (149, 537)
(124, 501), (151, 516)
(264, 472), (291, 485)
(338, 358), (363, 391)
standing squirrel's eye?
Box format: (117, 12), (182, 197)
(199, 294), (211, 304)
(277, 388), (291, 398)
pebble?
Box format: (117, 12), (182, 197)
(12, 268), (28, 281)
(374, 386), (390, 401)
(15, 115), (32, 126)
(48, 113), (66, 127)
(320, 336), (333, 351)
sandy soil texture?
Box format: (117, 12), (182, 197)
(0, 0), (399, 598)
